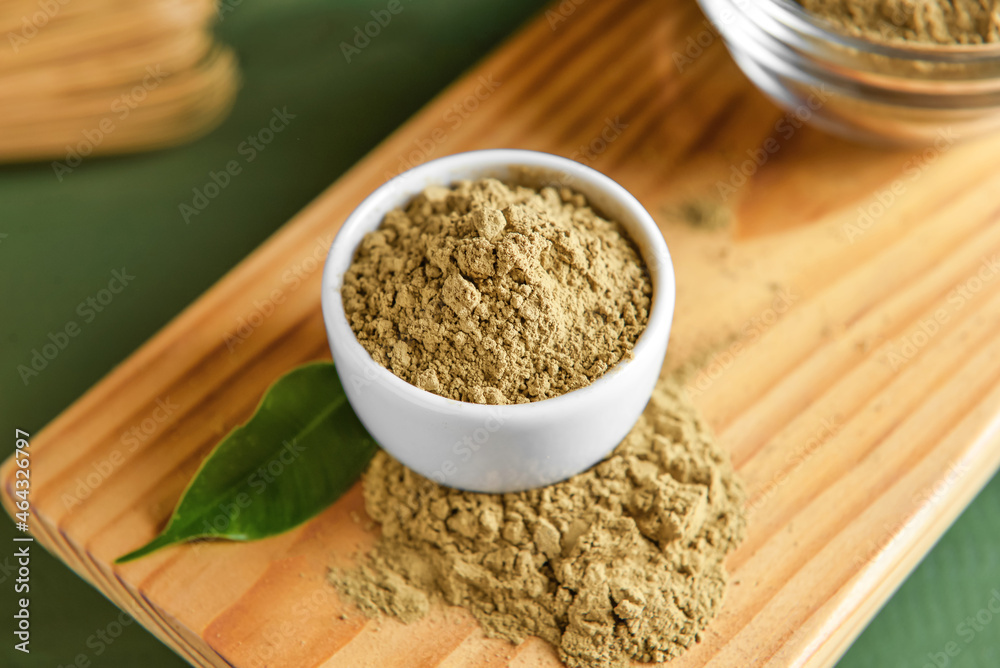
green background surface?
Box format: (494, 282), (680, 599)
(0, 1), (997, 666)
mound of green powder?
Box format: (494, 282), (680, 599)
(340, 178), (651, 406)
(329, 376), (747, 668)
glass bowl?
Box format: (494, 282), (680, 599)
(695, 0), (1000, 144)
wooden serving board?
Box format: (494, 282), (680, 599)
(6, 0), (1000, 665)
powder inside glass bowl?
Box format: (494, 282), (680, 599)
(797, 0), (1000, 45)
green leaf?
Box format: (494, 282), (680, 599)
(116, 361), (377, 563)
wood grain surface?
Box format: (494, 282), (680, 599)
(5, 0), (1000, 666)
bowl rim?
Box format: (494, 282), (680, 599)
(320, 148), (675, 418)
(753, 0), (1000, 61)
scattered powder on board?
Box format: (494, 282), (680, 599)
(329, 376), (747, 668)
(665, 198), (731, 231)
(340, 178), (651, 405)
(797, 0), (1000, 45)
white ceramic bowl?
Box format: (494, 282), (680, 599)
(321, 149), (674, 493)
